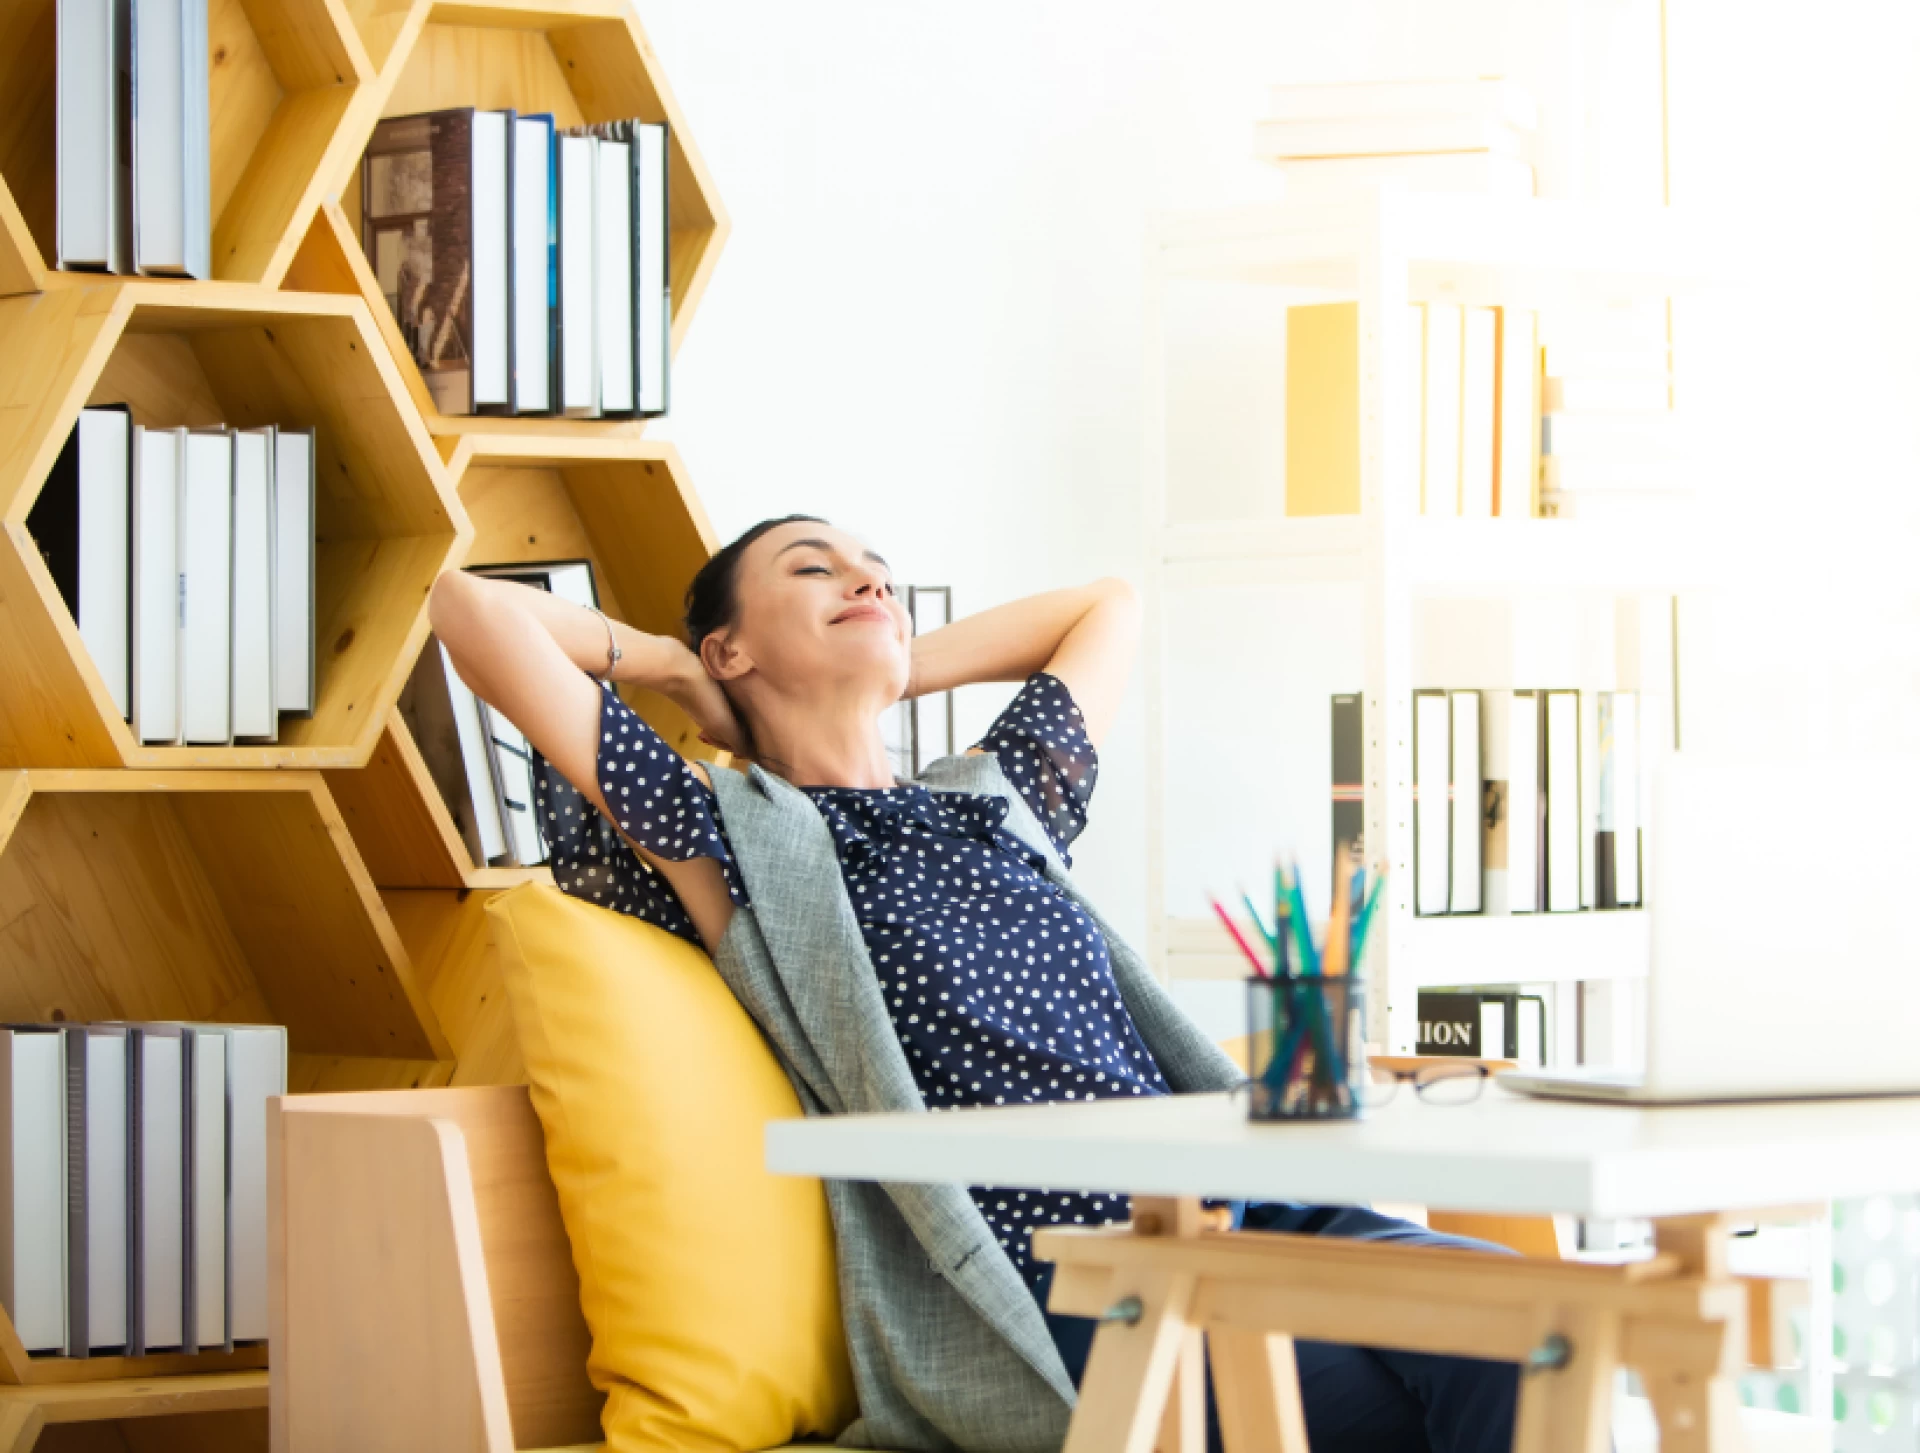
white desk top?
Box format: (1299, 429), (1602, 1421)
(765, 1088), (1920, 1220)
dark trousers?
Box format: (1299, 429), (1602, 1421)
(1032, 1203), (1522, 1453)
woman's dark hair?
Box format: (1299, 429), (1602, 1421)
(683, 513), (829, 652)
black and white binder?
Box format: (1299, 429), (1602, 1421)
(1413, 690), (1451, 916)
(57, 0), (132, 272)
(634, 121), (670, 417)
(1610, 691), (1641, 906)
(125, 1025), (184, 1356)
(441, 643), (509, 865)
(272, 427), (314, 717)
(132, 426), (184, 745)
(510, 113), (554, 414)
(471, 108), (513, 414)
(0, 1027), (67, 1354)
(466, 558), (598, 610)
(1330, 694), (1364, 876)
(64, 1024), (129, 1356)
(594, 134), (635, 415)
(230, 427), (276, 742)
(482, 700), (544, 867)
(1545, 689), (1582, 912)
(1448, 690), (1482, 914)
(130, 0), (210, 279)
(556, 132), (598, 417)
(399, 641), (506, 869)
(179, 428), (233, 745)
(28, 407), (133, 720)
(1506, 691), (1546, 914)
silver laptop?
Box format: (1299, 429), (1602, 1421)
(1500, 754), (1920, 1105)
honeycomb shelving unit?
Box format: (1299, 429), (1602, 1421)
(0, 0), (726, 1444)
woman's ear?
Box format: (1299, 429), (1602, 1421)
(701, 630), (751, 683)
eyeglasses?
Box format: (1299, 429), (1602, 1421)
(1356, 1062), (1491, 1108)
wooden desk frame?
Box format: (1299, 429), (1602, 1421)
(1037, 1195), (1778, 1453)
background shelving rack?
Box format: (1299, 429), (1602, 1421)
(1139, 185), (1711, 1054)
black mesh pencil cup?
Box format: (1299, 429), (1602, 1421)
(1245, 975), (1368, 1121)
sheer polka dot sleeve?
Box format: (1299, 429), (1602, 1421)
(532, 681), (747, 944)
(972, 671), (1098, 865)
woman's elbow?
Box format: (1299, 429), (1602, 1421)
(428, 568), (484, 644)
(1093, 575), (1141, 616)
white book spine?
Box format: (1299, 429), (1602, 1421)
(133, 427), (182, 744)
(636, 125), (669, 415)
(229, 431), (275, 741)
(226, 1028), (284, 1343)
(86, 1033), (126, 1350)
(179, 430), (233, 745)
(511, 117), (552, 413)
(470, 110), (511, 409)
(1458, 308), (1497, 518)
(187, 1029), (226, 1351)
(558, 135), (598, 413)
(1496, 308), (1536, 519)
(1612, 692), (1641, 905)
(77, 409), (132, 719)
(1545, 691), (1581, 912)
(4, 1034), (66, 1353)
(272, 430), (314, 715)
(1448, 692), (1482, 913)
(1506, 693), (1541, 914)
(1579, 689), (1601, 909)
(132, 0), (186, 275)
(442, 643), (507, 862)
(1413, 692), (1451, 916)
(139, 1033), (183, 1352)
(1421, 303), (1462, 515)
(57, 0), (126, 271)
(596, 139), (634, 413)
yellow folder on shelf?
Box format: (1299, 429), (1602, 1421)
(1284, 301), (1360, 516)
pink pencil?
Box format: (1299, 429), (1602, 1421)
(1208, 896), (1272, 979)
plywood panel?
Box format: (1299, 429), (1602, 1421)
(384, 888), (524, 1086)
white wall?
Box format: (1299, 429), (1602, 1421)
(633, 0), (1920, 949)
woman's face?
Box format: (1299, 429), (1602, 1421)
(708, 519), (912, 703)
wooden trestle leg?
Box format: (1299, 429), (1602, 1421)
(1037, 1194), (1766, 1453)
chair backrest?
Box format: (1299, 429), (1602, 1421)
(271, 1086), (602, 1452)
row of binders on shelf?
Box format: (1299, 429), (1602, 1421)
(1255, 77), (1538, 200)
(1414, 989), (1547, 1066)
(1330, 689), (1648, 921)
(1286, 301), (1540, 519)
(401, 559), (605, 871)
(56, 0), (211, 278)
(1414, 689), (1644, 917)
(26, 407), (317, 746)
(0, 1022), (286, 1358)
(361, 109), (671, 419)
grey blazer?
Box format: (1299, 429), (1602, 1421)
(705, 750), (1243, 1453)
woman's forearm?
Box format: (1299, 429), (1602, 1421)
(907, 578), (1133, 697)
(429, 570), (692, 696)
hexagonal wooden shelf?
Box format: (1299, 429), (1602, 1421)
(0, 769), (453, 1081)
(324, 434), (722, 889)
(292, 0), (729, 437)
(0, 0), (381, 286)
(0, 279), (470, 769)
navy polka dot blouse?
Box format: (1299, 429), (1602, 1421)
(532, 672), (1170, 1290)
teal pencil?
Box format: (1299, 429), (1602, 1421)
(1284, 860), (1319, 976)
(1239, 888), (1279, 960)
(1350, 868), (1387, 969)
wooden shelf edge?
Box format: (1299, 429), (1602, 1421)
(0, 1340), (267, 1391)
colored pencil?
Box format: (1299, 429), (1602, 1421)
(1239, 887), (1278, 959)
(1208, 895), (1272, 979)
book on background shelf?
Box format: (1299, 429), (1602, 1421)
(178, 429), (233, 746)
(400, 641), (507, 868)
(1504, 691), (1546, 914)
(1494, 308), (1538, 518)
(592, 132), (636, 416)
(1595, 692), (1642, 908)
(124, 1024), (184, 1356)
(230, 428), (276, 743)
(1283, 303), (1359, 516)
(219, 1024), (283, 1342)
(1416, 989), (1546, 1065)
(631, 120), (671, 417)
(132, 426), (182, 745)
(1422, 302), (1463, 514)
(28, 405), (133, 720)
(467, 559), (599, 610)
(273, 428), (315, 717)
(130, 0), (211, 279)
(510, 113), (555, 415)
(64, 1023), (129, 1356)
(180, 1025), (225, 1353)
(1413, 690), (1451, 916)
(1265, 78), (1539, 132)
(1448, 691), (1482, 913)
(1254, 115), (1530, 162)
(362, 109), (512, 416)
(1544, 689), (1581, 912)
(0, 1027), (67, 1355)
(482, 701), (544, 867)
(1458, 309), (1497, 517)
(556, 131), (598, 418)
(907, 586), (955, 768)
(57, 0), (132, 273)
(1330, 694), (1365, 874)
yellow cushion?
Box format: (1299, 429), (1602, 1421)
(488, 883), (859, 1451)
